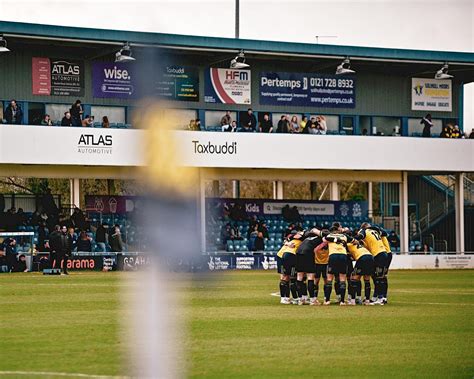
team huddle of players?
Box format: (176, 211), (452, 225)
(276, 222), (392, 306)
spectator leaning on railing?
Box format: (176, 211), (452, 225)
(4, 99), (23, 124)
(421, 114), (433, 137)
(259, 113), (273, 133)
(102, 116), (110, 128)
(61, 111), (73, 127)
(240, 108), (257, 132)
(70, 99), (83, 126)
(41, 114), (53, 126)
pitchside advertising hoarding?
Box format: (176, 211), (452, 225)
(206, 198), (368, 219)
(205, 68), (251, 104)
(260, 71), (356, 108)
(85, 195), (142, 214)
(92, 62), (199, 100)
(32, 57), (84, 96)
(411, 77), (452, 112)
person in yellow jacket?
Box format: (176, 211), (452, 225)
(276, 230), (303, 304)
(347, 238), (375, 305)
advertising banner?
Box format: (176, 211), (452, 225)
(85, 195), (143, 214)
(33, 57), (84, 96)
(411, 78), (452, 112)
(206, 198), (368, 219)
(205, 68), (251, 104)
(92, 62), (136, 99)
(156, 65), (199, 101)
(259, 72), (356, 108)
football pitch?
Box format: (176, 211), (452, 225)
(0, 270), (473, 378)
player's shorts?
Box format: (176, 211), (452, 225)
(277, 252), (296, 277)
(327, 253), (347, 275)
(386, 252), (393, 269)
(354, 254), (375, 276)
(346, 255), (354, 275)
(296, 250), (315, 273)
(374, 252), (389, 277)
(315, 263), (328, 279)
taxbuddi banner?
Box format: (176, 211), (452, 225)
(92, 63), (199, 100)
(32, 57), (84, 96)
(411, 78), (452, 112)
(206, 198), (368, 219)
(205, 68), (251, 104)
(85, 195), (142, 214)
(260, 72), (356, 108)
(156, 65), (199, 101)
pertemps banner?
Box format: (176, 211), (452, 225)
(33, 57), (84, 96)
(205, 68), (251, 104)
(260, 72), (356, 108)
(411, 78), (452, 112)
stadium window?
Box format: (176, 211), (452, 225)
(372, 116), (401, 136)
(28, 102), (45, 125)
(408, 118), (442, 137)
(91, 106), (125, 125)
(359, 116), (371, 135)
(341, 116), (355, 135)
(164, 108), (197, 130)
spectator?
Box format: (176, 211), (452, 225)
(102, 116), (110, 128)
(48, 225), (61, 269)
(388, 231), (400, 249)
(188, 119), (197, 131)
(440, 123), (454, 138)
(55, 225), (71, 274)
(41, 114), (53, 126)
(37, 222), (49, 252)
(76, 231), (92, 252)
(95, 223), (109, 252)
(110, 226), (124, 253)
(70, 100), (83, 126)
(307, 117), (319, 135)
(221, 223), (234, 246)
(290, 115), (300, 133)
(222, 120), (237, 132)
(71, 207), (86, 230)
(276, 115), (290, 133)
(453, 125), (462, 139)
(240, 108), (257, 131)
(220, 111), (232, 128)
(300, 116), (308, 132)
(4, 100), (23, 125)
(16, 208), (28, 227)
(469, 129), (474, 139)
(282, 204), (292, 222)
(195, 118), (202, 131)
(362, 128), (368, 136)
(421, 114), (433, 137)
(68, 227), (77, 252)
(316, 116), (327, 134)
(15, 254), (28, 272)
(231, 224), (243, 240)
(1, 237), (17, 272)
(81, 115), (94, 127)
(61, 111), (73, 127)
(258, 221), (269, 240)
(259, 113), (273, 133)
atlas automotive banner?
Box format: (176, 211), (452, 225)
(411, 78), (452, 112)
(85, 195), (142, 214)
(32, 57), (84, 96)
(156, 66), (199, 101)
(92, 62), (136, 99)
(206, 198), (368, 219)
(260, 72), (356, 108)
(205, 68), (251, 104)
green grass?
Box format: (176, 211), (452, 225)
(0, 270), (473, 378)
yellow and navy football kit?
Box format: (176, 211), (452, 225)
(276, 238), (301, 276)
(347, 241), (374, 276)
(324, 233), (352, 275)
(314, 241), (329, 279)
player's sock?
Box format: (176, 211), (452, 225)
(339, 281), (346, 303)
(373, 277), (379, 299)
(324, 281), (332, 302)
(290, 279), (298, 299)
(356, 280), (362, 297)
(308, 280), (315, 299)
(314, 282), (319, 299)
(349, 279), (358, 300)
(334, 279), (340, 296)
(302, 280), (308, 298)
(280, 280), (289, 298)
(364, 279), (371, 300)
(383, 277), (389, 299)
(296, 280), (305, 298)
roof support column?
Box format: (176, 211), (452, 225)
(70, 178), (80, 214)
(399, 172), (409, 254)
(199, 170), (206, 253)
(232, 180), (240, 199)
(330, 182), (339, 201)
(455, 172), (465, 253)
(273, 181), (284, 200)
(367, 181), (373, 220)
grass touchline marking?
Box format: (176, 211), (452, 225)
(0, 371), (130, 378)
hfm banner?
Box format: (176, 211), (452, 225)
(156, 65), (199, 101)
(205, 68), (251, 104)
(206, 198), (368, 219)
(260, 72), (356, 108)
(412, 78), (452, 112)
(32, 57), (84, 96)
(85, 195), (142, 214)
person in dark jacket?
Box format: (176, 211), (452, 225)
(56, 225), (72, 274)
(1, 238), (17, 272)
(48, 225), (61, 270)
(276, 115), (291, 133)
(4, 100), (23, 124)
(76, 231), (92, 252)
(70, 99), (83, 126)
(420, 114), (433, 137)
(240, 108), (257, 131)
(258, 113), (273, 133)
(95, 223), (108, 252)
(61, 111), (73, 127)
(71, 207), (86, 230)
(109, 226), (124, 253)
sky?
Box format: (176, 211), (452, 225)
(0, 0), (473, 127)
